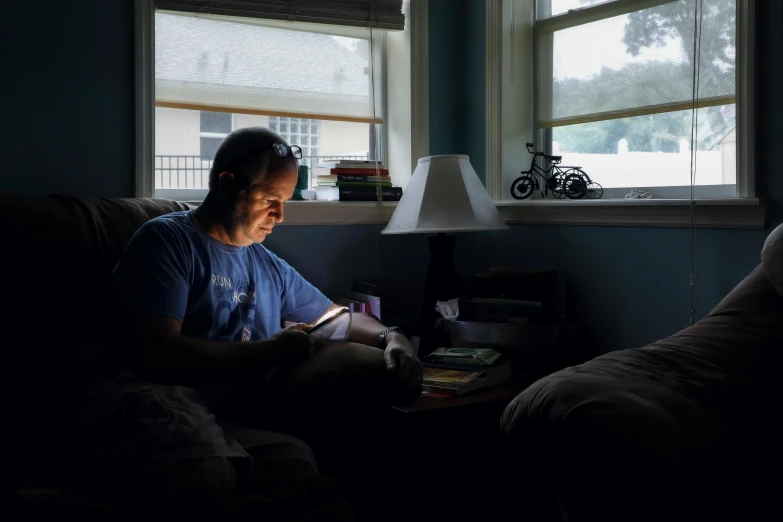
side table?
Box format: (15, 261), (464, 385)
(372, 380), (532, 522)
(392, 381), (523, 414)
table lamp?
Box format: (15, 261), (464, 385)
(381, 154), (509, 355)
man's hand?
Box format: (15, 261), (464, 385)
(268, 324), (320, 366)
(384, 332), (423, 404)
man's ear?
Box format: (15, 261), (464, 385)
(217, 171), (236, 192)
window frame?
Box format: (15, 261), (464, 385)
(135, 0), (426, 222)
(486, 0), (763, 228)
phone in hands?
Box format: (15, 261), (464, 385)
(306, 306), (352, 340)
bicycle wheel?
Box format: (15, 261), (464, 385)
(551, 173), (567, 199)
(586, 181), (603, 199)
(511, 173), (534, 200)
(563, 173), (587, 199)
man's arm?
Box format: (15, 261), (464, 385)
(316, 304), (410, 351)
(126, 316), (314, 384)
(318, 304), (421, 380)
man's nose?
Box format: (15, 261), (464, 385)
(273, 202), (284, 223)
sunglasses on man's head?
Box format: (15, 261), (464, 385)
(272, 143), (303, 159)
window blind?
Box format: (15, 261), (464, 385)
(157, 0), (405, 31)
(536, 0), (736, 128)
(155, 12), (383, 123)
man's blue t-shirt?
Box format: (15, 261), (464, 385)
(109, 210), (332, 344)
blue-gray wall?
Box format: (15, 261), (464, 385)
(429, 0), (487, 182)
(1, 1), (135, 198)
(0, 0), (780, 355)
(424, 0), (783, 353)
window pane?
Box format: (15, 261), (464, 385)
(551, 103), (736, 188)
(156, 13), (375, 122)
(200, 137), (223, 159)
(200, 111), (231, 133)
(156, 108), (375, 190)
(545, 0), (735, 126)
(547, 0), (612, 18)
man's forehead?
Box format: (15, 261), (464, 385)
(250, 168), (298, 193)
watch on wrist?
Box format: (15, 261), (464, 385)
(377, 326), (404, 348)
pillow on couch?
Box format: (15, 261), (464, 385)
(761, 223), (783, 296)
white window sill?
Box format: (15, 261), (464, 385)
(180, 197), (763, 228)
(495, 198), (765, 229)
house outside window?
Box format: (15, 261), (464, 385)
(200, 111), (232, 160)
(269, 117), (321, 159)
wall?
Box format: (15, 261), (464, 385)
(1, 0), (779, 356)
(433, 0), (783, 354)
(0, 1), (135, 198)
(428, 0), (487, 183)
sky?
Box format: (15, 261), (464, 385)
(550, 0), (685, 80)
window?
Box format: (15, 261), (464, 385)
(200, 111), (232, 160)
(139, 0), (427, 223)
(534, 0), (741, 199)
(269, 117), (321, 159)
(147, 2), (405, 202)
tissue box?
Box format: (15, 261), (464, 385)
(445, 320), (561, 352)
(457, 297), (543, 322)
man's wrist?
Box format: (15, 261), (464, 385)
(378, 326), (405, 349)
(384, 330), (406, 346)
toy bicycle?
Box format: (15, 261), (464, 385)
(511, 143), (602, 200)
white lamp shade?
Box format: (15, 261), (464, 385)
(381, 155), (509, 234)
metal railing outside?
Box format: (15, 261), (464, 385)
(155, 155), (369, 190)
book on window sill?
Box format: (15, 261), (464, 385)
(317, 175), (390, 183)
(317, 181), (393, 188)
(339, 186), (402, 201)
(421, 360), (512, 396)
(320, 159), (387, 168)
(330, 167), (390, 175)
(313, 186), (403, 202)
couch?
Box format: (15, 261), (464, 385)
(0, 195), (351, 519)
(501, 224), (783, 521)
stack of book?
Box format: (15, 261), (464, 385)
(331, 280), (382, 319)
(315, 159), (403, 202)
(420, 348), (511, 397)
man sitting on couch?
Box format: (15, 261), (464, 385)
(104, 126), (422, 512)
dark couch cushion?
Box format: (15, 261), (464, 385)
(501, 265), (783, 520)
(762, 222), (783, 297)
(1, 195), (191, 492)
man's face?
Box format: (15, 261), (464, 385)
(231, 166), (298, 245)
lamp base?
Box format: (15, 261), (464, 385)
(418, 234), (459, 357)
(292, 165), (308, 201)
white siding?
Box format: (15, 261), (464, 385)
(234, 113), (270, 129)
(155, 107), (199, 156)
(720, 128), (737, 185)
